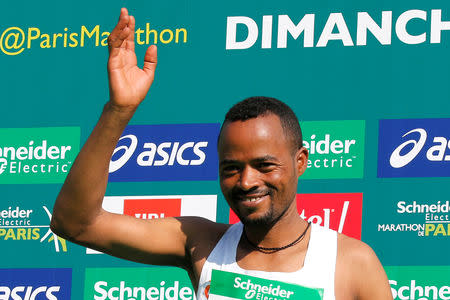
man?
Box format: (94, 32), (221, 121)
(51, 8), (393, 300)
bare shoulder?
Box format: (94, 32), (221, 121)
(335, 233), (393, 300)
(337, 233), (378, 268)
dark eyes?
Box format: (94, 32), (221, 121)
(220, 162), (276, 175)
(220, 165), (240, 176)
(256, 162), (276, 172)
(221, 165), (239, 172)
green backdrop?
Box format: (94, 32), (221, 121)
(1, 0), (449, 299)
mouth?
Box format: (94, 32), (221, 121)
(236, 193), (270, 208)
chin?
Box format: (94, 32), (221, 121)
(239, 211), (275, 227)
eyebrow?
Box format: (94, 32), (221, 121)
(219, 155), (278, 166)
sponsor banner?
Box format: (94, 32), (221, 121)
(0, 22), (188, 56)
(87, 195), (217, 254)
(377, 199), (449, 238)
(84, 267), (194, 300)
(108, 124), (220, 182)
(296, 193), (363, 239)
(378, 118), (450, 178)
(209, 270), (323, 300)
(230, 193), (363, 239)
(229, 193), (363, 239)
(0, 127), (80, 184)
(0, 268), (71, 299)
(0, 204), (68, 254)
(301, 120), (365, 179)
(225, 9), (450, 50)
(365, 191), (450, 265)
(385, 266), (450, 300)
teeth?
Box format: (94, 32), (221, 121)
(245, 197), (261, 202)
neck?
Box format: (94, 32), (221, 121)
(243, 207), (309, 249)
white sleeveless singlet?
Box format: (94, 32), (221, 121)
(196, 223), (337, 300)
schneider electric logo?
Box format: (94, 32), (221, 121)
(378, 118), (450, 178)
(0, 127), (80, 184)
(108, 124), (219, 182)
(209, 270), (323, 300)
(378, 200), (449, 237)
(226, 9), (450, 50)
(300, 120), (365, 179)
(1, 205), (68, 253)
(385, 266), (450, 300)
(85, 267), (194, 300)
(233, 277), (295, 299)
(0, 268), (71, 299)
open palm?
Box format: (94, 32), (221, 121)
(107, 8), (157, 109)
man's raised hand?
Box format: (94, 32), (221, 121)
(107, 8), (157, 110)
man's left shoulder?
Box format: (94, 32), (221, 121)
(335, 233), (393, 300)
(336, 233), (379, 268)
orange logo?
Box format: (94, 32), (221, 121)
(204, 284), (210, 298)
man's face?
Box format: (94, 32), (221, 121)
(218, 114), (308, 226)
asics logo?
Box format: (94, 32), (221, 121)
(109, 134), (209, 173)
(389, 128), (450, 168)
(109, 135), (138, 173)
(390, 128), (427, 168)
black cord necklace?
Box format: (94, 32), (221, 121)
(243, 222), (311, 254)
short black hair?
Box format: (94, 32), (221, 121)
(219, 96), (302, 152)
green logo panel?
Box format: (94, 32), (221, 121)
(385, 266), (450, 300)
(301, 120), (365, 179)
(210, 269), (323, 300)
(84, 267), (195, 300)
(0, 127), (80, 184)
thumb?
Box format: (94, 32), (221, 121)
(143, 45), (157, 77)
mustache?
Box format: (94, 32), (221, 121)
(231, 186), (273, 198)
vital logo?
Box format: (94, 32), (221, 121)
(0, 268), (71, 299)
(0, 205), (68, 253)
(84, 267), (194, 300)
(230, 193), (363, 239)
(87, 195), (217, 254)
(108, 124), (219, 182)
(297, 193), (363, 239)
(301, 120), (365, 179)
(385, 266), (450, 300)
(378, 200), (449, 238)
(226, 10), (450, 50)
(0, 127), (80, 184)
(378, 118), (450, 178)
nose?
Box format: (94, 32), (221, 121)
(238, 166), (260, 191)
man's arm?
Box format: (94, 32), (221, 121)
(50, 8), (212, 270)
(336, 235), (393, 300)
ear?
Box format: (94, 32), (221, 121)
(295, 147), (309, 176)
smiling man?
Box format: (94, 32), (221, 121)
(51, 8), (393, 300)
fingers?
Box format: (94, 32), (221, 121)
(143, 45), (158, 76)
(125, 15), (136, 52)
(108, 8), (132, 52)
(127, 16), (135, 42)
